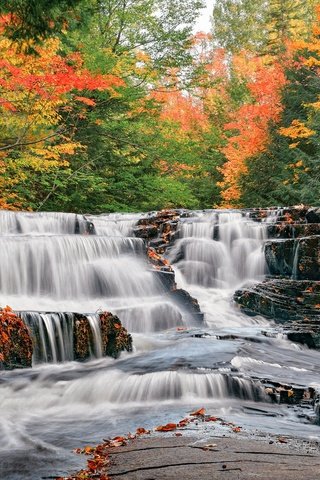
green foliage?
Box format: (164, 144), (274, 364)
(212, 0), (268, 52)
(241, 56), (320, 207)
(0, 0), (89, 42)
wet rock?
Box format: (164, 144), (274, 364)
(153, 269), (176, 291)
(265, 236), (320, 280)
(235, 279), (320, 322)
(306, 208), (320, 224)
(267, 223), (320, 239)
(0, 307), (33, 369)
(135, 209), (181, 252)
(133, 224), (158, 240)
(100, 311), (132, 358)
(234, 279), (320, 348)
(169, 288), (204, 322)
(74, 312), (132, 361)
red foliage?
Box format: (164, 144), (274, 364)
(219, 56), (287, 205)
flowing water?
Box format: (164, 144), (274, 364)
(0, 209), (319, 479)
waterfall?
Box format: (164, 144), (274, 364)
(0, 209), (269, 364)
(48, 370), (266, 405)
(170, 210), (267, 289)
(20, 312), (104, 363)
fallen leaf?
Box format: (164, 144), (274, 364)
(136, 427), (150, 435)
(232, 427), (242, 433)
(190, 408), (206, 416)
(205, 416), (219, 422)
(155, 423), (177, 432)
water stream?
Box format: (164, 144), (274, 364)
(0, 209), (319, 479)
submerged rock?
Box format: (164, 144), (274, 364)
(0, 306), (33, 369)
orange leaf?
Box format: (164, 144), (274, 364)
(190, 408), (206, 416)
(136, 427), (150, 435)
(155, 423), (177, 432)
(205, 416), (219, 422)
(232, 427), (242, 433)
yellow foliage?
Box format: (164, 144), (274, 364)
(279, 119), (316, 139)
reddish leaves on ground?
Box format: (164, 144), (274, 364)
(58, 408), (247, 480)
(155, 423), (177, 432)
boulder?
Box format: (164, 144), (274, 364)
(0, 306), (33, 369)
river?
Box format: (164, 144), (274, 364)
(0, 210), (319, 479)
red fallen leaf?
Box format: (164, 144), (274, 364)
(87, 459), (98, 471)
(205, 416), (219, 422)
(112, 436), (126, 442)
(190, 408), (206, 416)
(176, 327), (187, 331)
(232, 427), (242, 433)
(155, 423), (177, 432)
(113, 323), (121, 329)
(178, 418), (190, 427)
(136, 427), (150, 435)
(127, 433), (136, 439)
(84, 445), (94, 454)
(175, 432), (183, 437)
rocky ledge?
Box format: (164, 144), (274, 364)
(235, 205), (320, 349)
(139, 210), (204, 323)
(0, 309), (132, 370)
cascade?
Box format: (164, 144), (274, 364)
(4, 208), (318, 480)
(0, 209), (271, 361)
(0, 211), (196, 362)
(169, 210), (267, 289)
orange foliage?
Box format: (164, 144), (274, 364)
(152, 89), (209, 134)
(218, 55), (287, 206)
(0, 306), (33, 366)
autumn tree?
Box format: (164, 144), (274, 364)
(240, 6), (320, 206)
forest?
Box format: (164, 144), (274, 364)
(0, 0), (319, 213)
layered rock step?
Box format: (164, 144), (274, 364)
(0, 309), (132, 369)
(265, 236), (320, 280)
(235, 205), (320, 349)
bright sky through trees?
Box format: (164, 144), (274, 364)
(195, 0), (213, 32)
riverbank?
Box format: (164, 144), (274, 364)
(53, 408), (320, 480)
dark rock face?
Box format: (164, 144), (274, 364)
(267, 223), (320, 239)
(265, 236), (320, 280)
(134, 209), (192, 252)
(169, 288), (204, 322)
(235, 205), (320, 350)
(234, 279), (320, 321)
(74, 312), (132, 361)
(0, 307), (33, 370)
(134, 211), (205, 325)
(306, 207), (320, 224)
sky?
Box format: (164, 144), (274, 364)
(194, 0), (213, 33)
